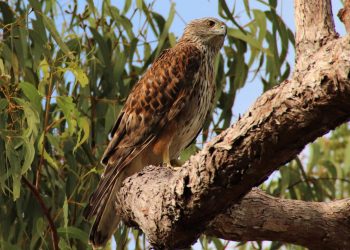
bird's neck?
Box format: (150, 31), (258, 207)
(177, 37), (219, 57)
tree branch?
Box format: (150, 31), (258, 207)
(118, 35), (350, 249)
(114, 1), (350, 249)
(206, 188), (350, 250)
(22, 177), (59, 250)
(294, 0), (337, 65)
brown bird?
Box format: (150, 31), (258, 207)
(84, 17), (226, 248)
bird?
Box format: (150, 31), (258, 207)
(84, 17), (227, 248)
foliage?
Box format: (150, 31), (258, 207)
(1, 0), (346, 250)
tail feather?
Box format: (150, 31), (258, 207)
(85, 143), (149, 248)
(88, 173), (125, 248)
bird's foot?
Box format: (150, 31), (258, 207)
(163, 162), (179, 171)
(170, 159), (184, 167)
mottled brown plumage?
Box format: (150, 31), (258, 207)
(84, 17), (226, 248)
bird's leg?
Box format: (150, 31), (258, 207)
(162, 147), (171, 167)
(152, 123), (178, 169)
(162, 145), (180, 171)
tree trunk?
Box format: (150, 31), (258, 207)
(116, 0), (350, 249)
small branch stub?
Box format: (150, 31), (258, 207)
(294, 0), (337, 69)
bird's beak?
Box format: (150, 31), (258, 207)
(217, 22), (227, 36)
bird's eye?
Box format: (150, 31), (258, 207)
(207, 20), (216, 28)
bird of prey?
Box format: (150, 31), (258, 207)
(84, 17), (226, 248)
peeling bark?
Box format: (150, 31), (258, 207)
(294, 0), (337, 64)
(207, 188), (350, 250)
(114, 0), (350, 249)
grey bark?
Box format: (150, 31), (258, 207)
(116, 0), (350, 249)
(207, 188), (350, 250)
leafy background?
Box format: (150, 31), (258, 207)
(0, 0), (348, 249)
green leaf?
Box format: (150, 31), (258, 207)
(42, 15), (74, 60)
(307, 143), (321, 172)
(75, 68), (89, 87)
(39, 58), (50, 81)
(19, 81), (42, 113)
(58, 238), (71, 250)
(63, 196), (68, 228)
(38, 132), (59, 169)
(74, 116), (90, 152)
(179, 144), (198, 162)
(116, 226), (129, 250)
(0, 1), (15, 24)
(228, 28), (271, 56)
(136, 0), (143, 10)
(253, 9), (267, 46)
(57, 96), (78, 136)
(212, 237), (224, 249)
(89, 27), (109, 65)
(243, 0), (251, 17)
(14, 98), (40, 138)
(0, 98), (8, 111)
(279, 166), (290, 197)
(0, 58), (5, 75)
(37, 58), (50, 95)
(323, 160), (337, 179)
(12, 174), (21, 201)
(66, 62), (89, 87)
(218, 0), (245, 32)
(36, 217), (46, 235)
(122, 0), (132, 14)
(21, 137), (35, 174)
(57, 226), (89, 243)
(0, 240), (18, 250)
(155, 3), (175, 57)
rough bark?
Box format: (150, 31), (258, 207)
(118, 34), (350, 249)
(115, 0), (350, 249)
(294, 0), (337, 65)
(207, 188), (350, 250)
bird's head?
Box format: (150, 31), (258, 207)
(180, 17), (227, 51)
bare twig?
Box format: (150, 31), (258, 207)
(22, 177), (59, 250)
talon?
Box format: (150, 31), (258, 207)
(163, 162), (178, 171)
(170, 159), (183, 167)
(163, 162), (172, 168)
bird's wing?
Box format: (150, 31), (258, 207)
(84, 43), (202, 219)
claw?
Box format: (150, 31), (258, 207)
(170, 159), (183, 167)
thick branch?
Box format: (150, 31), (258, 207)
(118, 36), (350, 249)
(207, 188), (350, 250)
(294, 0), (337, 64)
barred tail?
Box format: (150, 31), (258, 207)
(88, 174), (125, 248)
